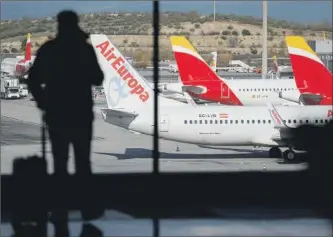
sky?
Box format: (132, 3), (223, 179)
(1, 1), (332, 25)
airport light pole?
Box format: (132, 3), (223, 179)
(262, 0), (268, 79)
(213, 0), (216, 23)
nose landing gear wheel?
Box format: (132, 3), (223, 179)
(268, 147), (282, 158)
(283, 149), (296, 163)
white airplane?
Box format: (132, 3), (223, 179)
(161, 36), (302, 106)
(90, 34), (333, 162)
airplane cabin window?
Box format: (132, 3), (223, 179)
(189, 120), (192, 124)
(315, 120), (318, 123)
(235, 120), (238, 124)
(210, 120), (213, 124)
(263, 120), (266, 124)
(258, 120), (261, 124)
(320, 119), (324, 123)
(194, 120), (197, 124)
(283, 120), (286, 123)
(225, 120), (228, 124)
(306, 120), (309, 124)
(230, 120), (233, 124)
(288, 120), (291, 124)
(215, 120), (218, 124)
(199, 120), (202, 124)
(205, 120), (208, 124)
(299, 120), (303, 124)
(268, 120), (271, 124)
(293, 120), (297, 123)
(241, 120), (244, 124)
(220, 120), (223, 124)
(184, 120), (187, 124)
(252, 120), (255, 124)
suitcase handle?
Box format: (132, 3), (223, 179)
(41, 113), (46, 160)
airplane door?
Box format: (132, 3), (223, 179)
(160, 114), (169, 132)
(221, 82), (230, 98)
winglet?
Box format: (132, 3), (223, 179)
(266, 102), (287, 128)
(183, 92), (197, 107)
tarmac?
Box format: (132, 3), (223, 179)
(1, 97), (307, 175)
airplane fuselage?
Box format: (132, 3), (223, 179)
(163, 79), (299, 105)
(104, 105), (332, 147)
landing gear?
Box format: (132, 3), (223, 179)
(283, 149), (296, 163)
(268, 146), (282, 158)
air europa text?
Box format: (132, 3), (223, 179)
(95, 40), (149, 102)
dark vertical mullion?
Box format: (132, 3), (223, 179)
(152, 1), (160, 237)
(153, 0), (160, 175)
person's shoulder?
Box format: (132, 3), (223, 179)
(37, 40), (56, 55)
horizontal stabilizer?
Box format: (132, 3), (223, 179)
(182, 85), (206, 94)
(101, 109), (138, 120)
(299, 93), (323, 105)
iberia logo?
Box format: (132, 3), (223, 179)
(95, 40), (149, 103)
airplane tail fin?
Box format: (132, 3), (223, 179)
(25, 33), (31, 61)
(170, 36), (222, 84)
(90, 34), (184, 112)
(285, 36), (332, 99)
(210, 52), (217, 72)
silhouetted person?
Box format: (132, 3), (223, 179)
(27, 10), (104, 221)
(291, 120), (333, 219)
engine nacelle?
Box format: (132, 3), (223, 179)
(278, 91), (301, 104)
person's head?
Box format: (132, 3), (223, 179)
(56, 10), (87, 38)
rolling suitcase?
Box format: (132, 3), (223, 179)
(12, 113), (48, 225)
